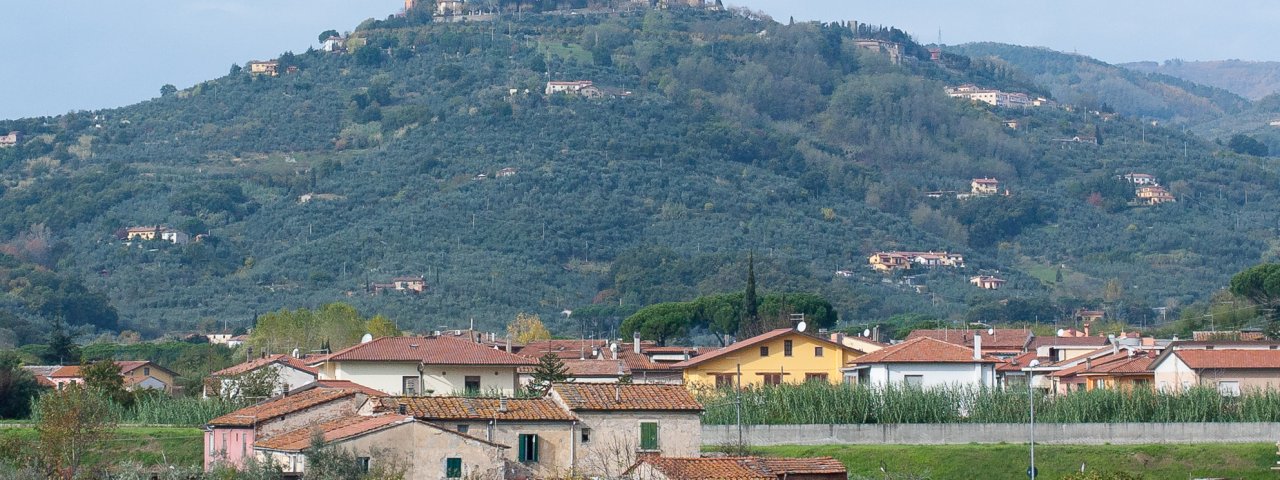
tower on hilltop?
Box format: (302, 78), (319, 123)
(405, 0), (416, 12)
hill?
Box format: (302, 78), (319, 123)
(1122, 59), (1280, 101)
(0, 7), (1278, 343)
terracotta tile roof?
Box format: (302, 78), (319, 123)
(325, 336), (536, 366)
(520, 339), (609, 359)
(375, 396), (577, 421)
(207, 388), (359, 427)
(291, 380), (385, 397)
(562, 359), (630, 377)
(211, 354), (319, 377)
(1027, 336), (1110, 349)
(551, 383), (702, 411)
(906, 329), (1031, 350)
(850, 337), (999, 365)
(996, 351), (1044, 372)
(673, 329), (854, 369)
(1083, 352), (1155, 375)
(1174, 349), (1280, 369)
(255, 414), (412, 451)
(756, 456), (847, 475)
(627, 457), (772, 480)
(50, 361), (171, 378)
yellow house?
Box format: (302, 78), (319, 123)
(672, 328), (864, 388)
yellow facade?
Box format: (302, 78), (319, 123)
(1083, 374), (1153, 391)
(681, 331), (861, 389)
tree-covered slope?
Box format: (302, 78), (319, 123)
(0, 8), (1277, 341)
(1122, 59), (1280, 101)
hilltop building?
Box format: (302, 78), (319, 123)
(124, 226), (190, 245)
(0, 131), (19, 147)
(247, 60), (279, 77)
(546, 80), (602, 98)
(946, 84), (1031, 108)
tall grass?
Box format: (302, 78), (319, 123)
(697, 382), (1280, 425)
(30, 393), (247, 426)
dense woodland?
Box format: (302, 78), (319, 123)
(0, 4), (1278, 352)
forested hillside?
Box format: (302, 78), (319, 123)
(0, 6), (1277, 344)
(1122, 59), (1280, 101)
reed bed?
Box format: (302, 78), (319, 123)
(698, 382), (1280, 425)
(30, 393), (246, 426)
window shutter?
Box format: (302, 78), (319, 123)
(446, 457), (462, 478)
(518, 434), (527, 461)
(531, 434), (539, 462)
(640, 422), (659, 450)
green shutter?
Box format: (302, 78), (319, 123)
(640, 422), (659, 450)
(531, 434), (539, 462)
(446, 457), (462, 478)
(518, 434), (527, 461)
(518, 434), (539, 462)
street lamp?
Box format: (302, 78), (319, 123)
(1028, 359), (1040, 479)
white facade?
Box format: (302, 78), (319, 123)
(854, 363), (996, 389)
(1152, 355), (1198, 391)
(320, 361), (520, 396)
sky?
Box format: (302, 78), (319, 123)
(2, 1), (1278, 120)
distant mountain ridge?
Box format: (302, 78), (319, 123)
(1122, 59), (1280, 101)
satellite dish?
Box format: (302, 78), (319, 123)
(987, 328), (995, 336)
(361, 333), (373, 344)
(1056, 329), (1065, 337)
(609, 343), (619, 352)
(796, 321), (807, 333)
(862, 329), (871, 338)
(290, 348), (300, 358)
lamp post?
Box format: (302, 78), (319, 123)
(1028, 359), (1040, 479)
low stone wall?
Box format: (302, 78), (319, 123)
(702, 423), (1280, 446)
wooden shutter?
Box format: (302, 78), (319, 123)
(640, 422), (659, 450)
(518, 434), (528, 461)
(446, 457), (462, 478)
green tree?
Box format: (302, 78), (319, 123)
(508, 313), (551, 345)
(365, 314), (402, 338)
(160, 84), (177, 97)
(318, 29), (340, 43)
(1228, 134), (1268, 156)
(249, 303), (366, 357)
(35, 383), (116, 479)
(44, 321), (80, 365)
(1229, 263), (1280, 338)
(524, 352), (569, 396)
(0, 351), (44, 418)
(621, 302), (692, 346)
(741, 251), (759, 336)
(81, 360), (131, 407)
(222, 365), (283, 401)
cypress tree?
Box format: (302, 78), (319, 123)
(742, 251), (758, 335)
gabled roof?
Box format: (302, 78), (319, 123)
(756, 457), (847, 475)
(561, 359), (630, 377)
(253, 415), (509, 452)
(211, 354), (319, 377)
(672, 329), (854, 369)
(1173, 349), (1280, 369)
(624, 456), (847, 480)
(207, 388), (359, 427)
(290, 379), (384, 397)
(375, 396), (577, 422)
(905, 329), (1031, 350)
(1080, 351), (1155, 376)
(1027, 336), (1110, 349)
(850, 337), (999, 365)
(551, 383), (702, 412)
(325, 336), (536, 366)
(996, 351), (1045, 373)
(49, 361), (174, 379)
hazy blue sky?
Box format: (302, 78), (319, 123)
(2, 1), (1278, 120)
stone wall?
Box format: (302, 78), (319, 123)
(703, 423), (1280, 446)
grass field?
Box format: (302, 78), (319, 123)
(747, 443), (1279, 480)
(0, 426), (203, 468)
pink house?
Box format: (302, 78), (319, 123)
(203, 388), (368, 471)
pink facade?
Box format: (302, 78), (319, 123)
(205, 427), (256, 470)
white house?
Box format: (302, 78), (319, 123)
(316, 336), (536, 396)
(206, 354), (320, 399)
(844, 336), (998, 389)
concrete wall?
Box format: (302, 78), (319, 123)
(702, 422), (1280, 446)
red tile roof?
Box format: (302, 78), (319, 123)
(211, 354), (318, 377)
(1082, 352), (1155, 375)
(626, 456), (847, 479)
(756, 456), (847, 475)
(996, 351), (1044, 372)
(1174, 349), (1280, 369)
(207, 388), (359, 427)
(551, 383), (703, 412)
(294, 380), (385, 397)
(672, 329), (853, 369)
(850, 337), (999, 365)
(326, 336), (536, 366)
(49, 361), (171, 378)
(1027, 336), (1110, 349)
(255, 415), (412, 451)
(906, 329), (1031, 350)
(375, 396), (577, 421)
(562, 359), (630, 377)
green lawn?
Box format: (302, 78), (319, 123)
(743, 444), (1279, 480)
(0, 426), (203, 468)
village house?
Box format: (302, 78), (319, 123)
(124, 225), (191, 245)
(1075, 309), (1106, 324)
(1027, 335), (1111, 363)
(546, 80), (603, 98)
(1057, 349), (1157, 391)
(370, 275), (427, 294)
(868, 251), (964, 272)
(254, 414), (508, 479)
(1123, 173), (1158, 185)
(550, 383), (703, 477)
(517, 336), (700, 384)
(905, 329), (1032, 357)
(970, 177), (1000, 195)
(625, 456), (847, 480)
(316, 335), (536, 396)
(1136, 185), (1176, 205)
(204, 388), (369, 471)
(970, 275), (1006, 290)
(1150, 343), (1280, 395)
(844, 336), (999, 388)
(435, 0), (465, 15)
(496, 167), (518, 178)
(0, 131), (20, 147)
(48, 361), (178, 394)
(204, 354), (319, 399)
(206, 332), (234, 345)
(321, 35), (346, 53)
(828, 332), (888, 355)
(247, 60), (279, 76)
(672, 328), (864, 389)
(945, 85), (1031, 108)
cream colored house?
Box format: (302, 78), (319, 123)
(550, 383), (703, 478)
(1151, 346), (1280, 394)
(316, 335), (536, 396)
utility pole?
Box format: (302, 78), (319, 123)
(736, 363), (743, 448)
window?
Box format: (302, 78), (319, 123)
(456, 424), (469, 434)
(759, 346), (769, 357)
(356, 457), (371, 473)
(402, 376), (419, 396)
(143, 367), (151, 376)
(1218, 381), (1241, 397)
(714, 373), (736, 389)
(464, 376), (481, 395)
(581, 427), (591, 443)
(814, 346), (824, 357)
(904, 375), (923, 388)
(762, 373), (782, 386)
(517, 434), (539, 462)
(805, 373), (828, 383)
(639, 422), (659, 451)
(784, 340), (793, 357)
(445, 457), (462, 478)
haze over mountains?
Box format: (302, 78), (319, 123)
(0, 4), (1277, 347)
(1121, 59), (1280, 101)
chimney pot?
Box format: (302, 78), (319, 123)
(633, 332), (641, 354)
(499, 396), (508, 413)
(972, 333), (982, 361)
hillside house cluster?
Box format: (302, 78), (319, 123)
(123, 225), (191, 245)
(25, 361), (178, 394)
(1122, 172), (1175, 205)
(247, 60), (279, 76)
(926, 177), (1008, 200)
(0, 131), (20, 147)
(370, 275), (427, 294)
(545, 80), (602, 98)
(945, 84), (1052, 109)
(868, 251), (965, 272)
(969, 275), (1006, 290)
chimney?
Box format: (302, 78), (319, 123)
(505, 337), (511, 353)
(972, 334), (982, 360)
(633, 332), (641, 354)
(498, 396), (508, 413)
(614, 383), (621, 403)
(397, 403), (407, 415)
(1084, 323), (1091, 337)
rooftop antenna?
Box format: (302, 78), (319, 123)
(361, 333), (373, 343)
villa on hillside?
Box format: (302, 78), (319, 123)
(868, 251), (964, 272)
(247, 60), (279, 76)
(1123, 173), (1158, 185)
(1136, 185), (1175, 205)
(945, 84), (1031, 108)
(0, 131), (19, 147)
(545, 80), (602, 98)
(124, 225), (190, 245)
(970, 177), (1000, 195)
(970, 275), (1006, 290)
